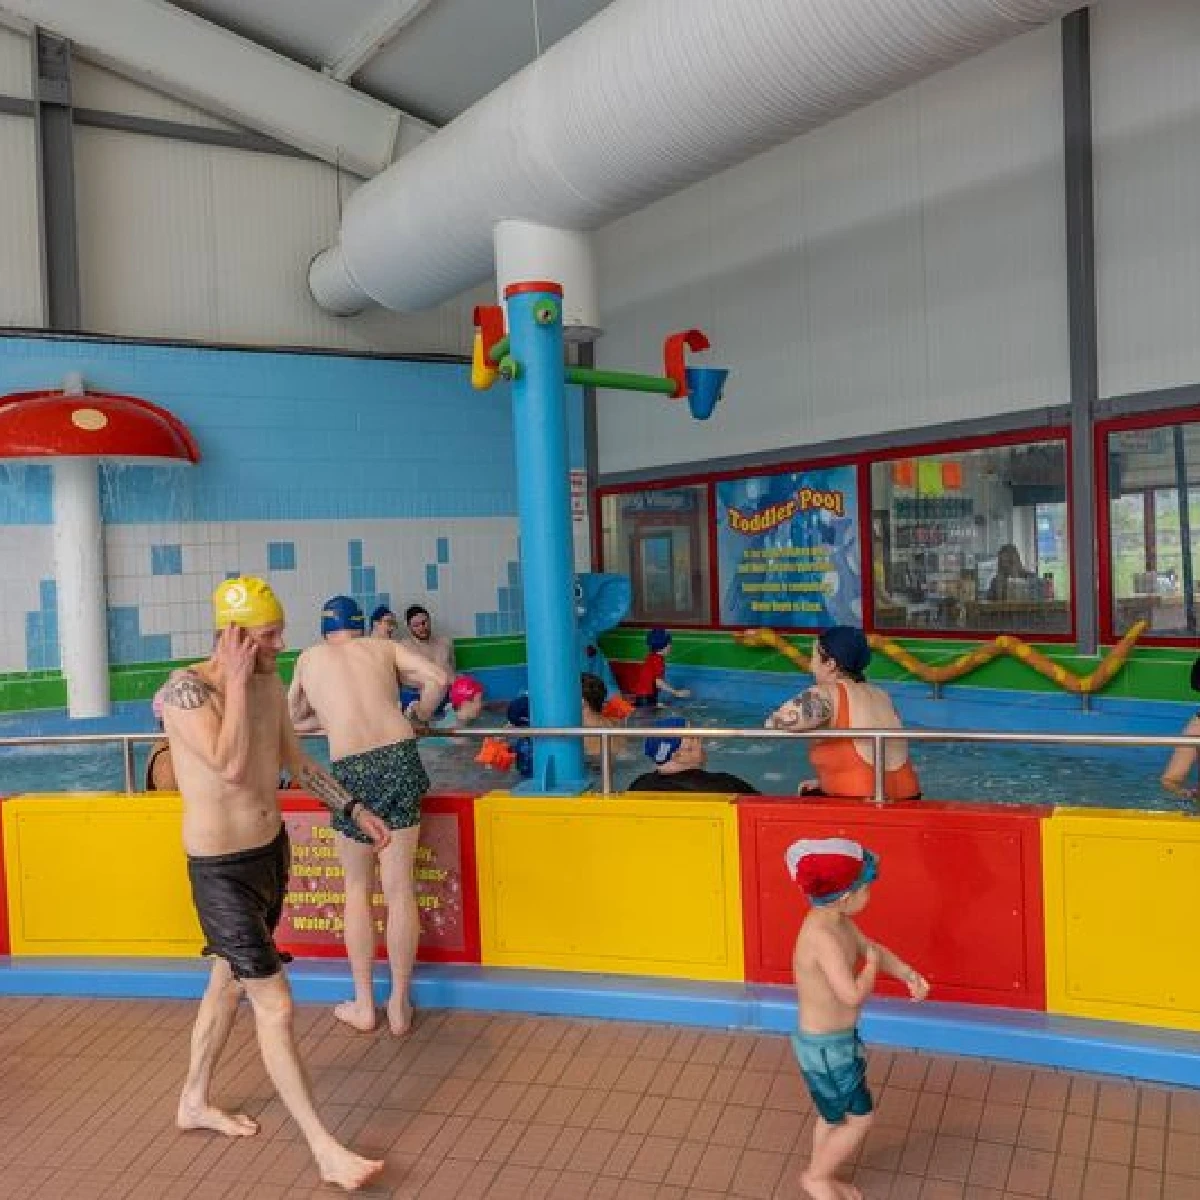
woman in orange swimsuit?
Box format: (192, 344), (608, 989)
(766, 626), (920, 801)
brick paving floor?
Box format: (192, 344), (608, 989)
(0, 995), (1196, 1198)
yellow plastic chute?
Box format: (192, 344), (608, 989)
(471, 331), (498, 390)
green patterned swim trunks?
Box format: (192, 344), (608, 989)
(329, 739), (430, 843)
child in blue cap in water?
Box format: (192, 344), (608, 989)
(630, 628), (691, 708)
(627, 718), (758, 794)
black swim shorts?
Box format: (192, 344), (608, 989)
(330, 738), (430, 844)
(187, 826), (293, 980)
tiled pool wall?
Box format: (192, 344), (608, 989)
(0, 335), (585, 710)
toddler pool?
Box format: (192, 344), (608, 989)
(0, 697), (1190, 810)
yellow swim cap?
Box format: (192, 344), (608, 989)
(213, 576), (285, 629)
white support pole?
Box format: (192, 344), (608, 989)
(53, 458), (110, 718)
(494, 221), (600, 342)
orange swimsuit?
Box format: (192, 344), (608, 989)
(808, 682), (921, 800)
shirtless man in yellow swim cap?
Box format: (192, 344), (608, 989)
(162, 576), (389, 1193)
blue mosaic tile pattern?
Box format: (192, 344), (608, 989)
(267, 541), (296, 571)
(475, 559), (525, 636)
(346, 539), (389, 620)
(150, 544), (183, 576)
(24, 579), (60, 671)
(107, 606), (171, 665)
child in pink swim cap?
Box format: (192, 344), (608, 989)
(448, 674), (484, 723)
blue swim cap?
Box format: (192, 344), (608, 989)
(644, 717), (686, 765)
(817, 626), (871, 680)
(506, 695), (530, 727)
(647, 627), (671, 652)
(321, 595), (364, 636)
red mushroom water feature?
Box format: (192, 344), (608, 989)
(0, 375), (200, 718)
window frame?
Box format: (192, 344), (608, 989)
(1095, 403), (1200, 647)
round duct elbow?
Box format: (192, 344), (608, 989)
(308, 246), (373, 317)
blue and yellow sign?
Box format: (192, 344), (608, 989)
(716, 465), (861, 627)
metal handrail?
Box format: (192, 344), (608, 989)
(3, 725), (1199, 802)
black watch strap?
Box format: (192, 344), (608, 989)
(343, 798), (360, 820)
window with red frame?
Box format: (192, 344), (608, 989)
(599, 485), (712, 625)
(1104, 416), (1199, 639)
(870, 438), (1071, 635)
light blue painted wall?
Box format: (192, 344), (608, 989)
(0, 336), (585, 525)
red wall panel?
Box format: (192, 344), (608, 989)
(276, 792), (480, 965)
(739, 798), (1047, 1009)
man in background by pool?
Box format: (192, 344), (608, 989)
(163, 576), (389, 1193)
(288, 595), (450, 1037)
(628, 719), (759, 794)
(402, 604), (455, 676)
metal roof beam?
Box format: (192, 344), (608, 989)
(326, 0), (434, 83)
(0, 0), (434, 175)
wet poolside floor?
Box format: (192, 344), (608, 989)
(0, 995), (1196, 1198)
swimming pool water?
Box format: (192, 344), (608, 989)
(0, 698), (1190, 811)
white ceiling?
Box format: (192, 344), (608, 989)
(173, 0), (614, 126)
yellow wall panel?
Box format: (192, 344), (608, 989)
(1043, 809), (1200, 1031)
(3, 794), (202, 956)
(475, 792), (744, 981)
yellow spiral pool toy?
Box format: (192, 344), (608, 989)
(736, 621), (1148, 694)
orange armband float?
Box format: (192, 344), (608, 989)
(602, 695), (634, 720)
(475, 737), (516, 771)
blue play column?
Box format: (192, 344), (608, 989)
(504, 281), (587, 793)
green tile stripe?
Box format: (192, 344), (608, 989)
(0, 636), (530, 713)
(598, 629), (1199, 703)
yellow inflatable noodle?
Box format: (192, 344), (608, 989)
(736, 621), (1147, 694)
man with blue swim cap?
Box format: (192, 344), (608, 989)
(321, 595), (365, 637)
(628, 717), (758, 794)
(288, 595), (450, 1038)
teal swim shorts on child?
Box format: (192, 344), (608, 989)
(329, 739), (430, 843)
(790, 1028), (874, 1125)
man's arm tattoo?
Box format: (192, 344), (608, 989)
(798, 688), (833, 726)
(162, 674), (211, 710)
(297, 763), (357, 818)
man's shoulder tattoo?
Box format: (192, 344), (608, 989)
(162, 673), (212, 711)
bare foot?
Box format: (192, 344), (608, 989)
(386, 995), (414, 1038)
(333, 1000), (377, 1034)
(315, 1142), (385, 1192)
(176, 1100), (259, 1138)
(800, 1171), (842, 1200)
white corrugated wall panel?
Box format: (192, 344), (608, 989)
(595, 24), (1068, 476)
(0, 23), (30, 97)
(1093, 0), (1200, 399)
(72, 59), (239, 129)
(0, 114), (43, 327)
(74, 127), (475, 352)
(76, 128), (221, 339)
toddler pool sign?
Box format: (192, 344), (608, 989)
(717, 466), (862, 628)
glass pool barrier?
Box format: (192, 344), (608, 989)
(2, 726), (1199, 806)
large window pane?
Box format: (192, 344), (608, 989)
(600, 485), (712, 624)
(870, 439), (1071, 635)
(1107, 420), (1199, 638)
